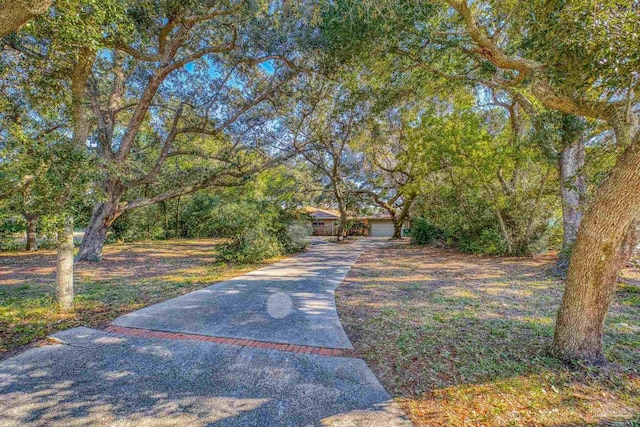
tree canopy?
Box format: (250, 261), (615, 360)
(1, 0), (639, 363)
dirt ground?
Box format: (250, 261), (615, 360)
(337, 243), (640, 426)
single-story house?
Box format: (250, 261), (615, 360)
(355, 213), (411, 238)
(303, 207), (411, 238)
(303, 207), (341, 236)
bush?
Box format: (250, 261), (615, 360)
(214, 202), (311, 262)
(279, 219), (313, 253)
(456, 228), (506, 255)
(410, 217), (507, 255)
(0, 215), (25, 244)
(410, 218), (446, 245)
(217, 226), (285, 263)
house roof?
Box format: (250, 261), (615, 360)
(355, 213), (393, 220)
(302, 206), (340, 220)
(367, 213), (392, 219)
(303, 207), (400, 221)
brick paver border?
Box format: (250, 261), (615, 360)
(104, 325), (346, 357)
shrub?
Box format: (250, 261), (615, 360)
(214, 203), (311, 262)
(217, 226), (285, 263)
(410, 218), (446, 245)
(0, 215), (25, 244)
(279, 219), (313, 253)
(410, 217), (507, 255)
(457, 228), (506, 255)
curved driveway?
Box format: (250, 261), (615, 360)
(112, 239), (377, 349)
(0, 238), (411, 426)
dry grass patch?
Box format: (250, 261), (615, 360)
(336, 243), (640, 426)
(0, 239), (282, 354)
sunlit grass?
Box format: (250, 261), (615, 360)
(337, 244), (640, 426)
(0, 239), (283, 353)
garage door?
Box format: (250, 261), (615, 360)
(370, 221), (395, 237)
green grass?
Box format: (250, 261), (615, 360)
(336, 244), (640, 426)
(0, 239), (282, 354)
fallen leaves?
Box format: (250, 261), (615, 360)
(336, 244), (640, 426)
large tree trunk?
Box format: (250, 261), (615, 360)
(392, 220), (403, 239)
(56, 215), (75, 310)
(24, 213), (38, 251)
(0, 0), (53, 38)
(76, 200), (122, 261)
(553, 133), (640, 363)
(556, 133), (586, 271)
(332, 178), (348, 241)
(335, 209), (347, 241)
(391, 197), (414, 240)
(390, 209), (403, 239)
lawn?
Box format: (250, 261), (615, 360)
(336, 243), (640, 426)
(0, 239), (281, 356)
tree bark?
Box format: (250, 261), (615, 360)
(24, 213), (38, 251)
(56, 215), (75, 310)
(0, 0), (53, 38)
(556, 136), (586, 271)
(392, 196), (414, 239)
(331, 173), (348, 241)
(553, 131), (640, 363)
(76, 201), (123, 261)
(392, 220), (403, 239)
(335, 207), (347, 241)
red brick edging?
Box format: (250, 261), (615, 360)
(104, 325), (345, 357)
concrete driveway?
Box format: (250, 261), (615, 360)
(0, 239), (411, 426)
(112, 239), (368, 349)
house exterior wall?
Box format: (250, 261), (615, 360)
(305, 207), (412, 237)
(367, 219), (411, 237)
(311, 220), (336, 236)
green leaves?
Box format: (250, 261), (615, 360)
(515, 0), (640, 94)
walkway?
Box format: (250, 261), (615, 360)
(0, 239), (411, 426)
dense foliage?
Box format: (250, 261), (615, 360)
(408, 218), (445, 247)
(215, 203), (311, 262)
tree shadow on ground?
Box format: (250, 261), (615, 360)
(0, 329), (408, 426)
(336, 244), (640, 426)
(0, 239), (280, 354)
(0, 239), (224, 286)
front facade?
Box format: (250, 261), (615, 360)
(304, 207), (411, 238)
(304, 207), (340, 236)
(357, 213), (411, 238)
